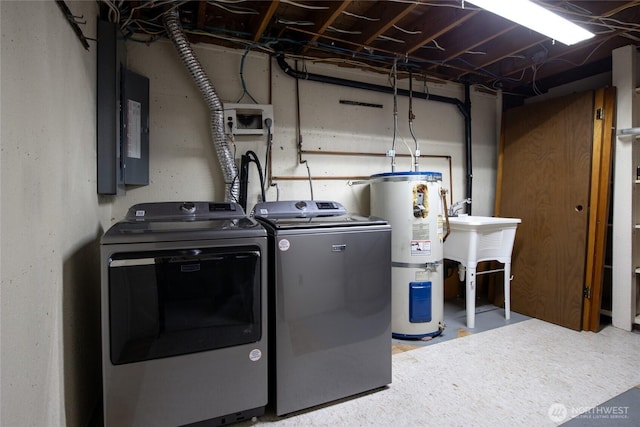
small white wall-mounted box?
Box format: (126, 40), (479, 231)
(223, 103), (274, 136)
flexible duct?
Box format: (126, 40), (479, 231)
(163, 10), (239, 202)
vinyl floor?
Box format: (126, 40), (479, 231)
(243, 301), (640, 427)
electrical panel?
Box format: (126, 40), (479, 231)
(223, 103), (274, 136)
(97, 20), (126, 195)
(97, 20), (150, 194)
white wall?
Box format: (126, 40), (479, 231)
(1, 2), (110, 426)
(612, 45), (639, 331)
(120, 40), (499, 219)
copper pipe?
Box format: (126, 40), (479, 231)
(271, 175), (371, 181)
(301, 149), (449, 159)
(441, 187), (451, 242)
(273, 152), (453, 205)
(295, 150), (454, 204)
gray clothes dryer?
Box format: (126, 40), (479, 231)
(255, 202), (392, 416)
(100, 202), (268, 427)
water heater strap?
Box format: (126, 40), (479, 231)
(392, 261), (440, 269)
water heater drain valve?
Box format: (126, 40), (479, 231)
(424, 261), (441, 272)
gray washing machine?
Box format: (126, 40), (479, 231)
(253, 200), (392, 416)
(100, 201), (267, 427)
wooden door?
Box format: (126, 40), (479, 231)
(582, 87), (615, 332)
(497, 90), (596, 330)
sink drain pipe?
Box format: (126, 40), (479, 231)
(275, 54), (473, 213)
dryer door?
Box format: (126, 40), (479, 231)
(108, 246), (261, 365)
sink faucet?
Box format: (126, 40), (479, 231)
(449, 198), (471, 216)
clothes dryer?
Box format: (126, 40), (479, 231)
(100, 201), (267, 427)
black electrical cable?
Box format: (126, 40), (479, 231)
(263, 118), (273, 200)
(245, 150), (266, 203)
(239, 154), (250, 210)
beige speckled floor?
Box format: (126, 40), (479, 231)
(247, 319), (640, 426)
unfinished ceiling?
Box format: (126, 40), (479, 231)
(101, 1), (640, 98)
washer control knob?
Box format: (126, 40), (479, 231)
(294, 201), (307, 210)
(180, 202), (196, 214)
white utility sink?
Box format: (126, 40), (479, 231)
(444, 215), (521, 328)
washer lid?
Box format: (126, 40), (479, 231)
(256, 214), (388, 230)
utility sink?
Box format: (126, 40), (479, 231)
(443, 215), (521, 329)
(444, 215), (521, 264)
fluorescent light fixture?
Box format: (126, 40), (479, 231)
(468, 0), (595, 45)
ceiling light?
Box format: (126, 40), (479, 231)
(468, 0), (595, 46)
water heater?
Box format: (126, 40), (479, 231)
(370, 171), (445, 338)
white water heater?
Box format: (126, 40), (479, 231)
(370, 171), (445, 338)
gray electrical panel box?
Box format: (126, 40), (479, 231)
(97, 20), (150, 194)
(97, 20), (125, 195)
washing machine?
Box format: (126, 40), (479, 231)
(253, 200), (391, 416)
(100, 201), (268, 427)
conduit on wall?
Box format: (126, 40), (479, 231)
(275, 53), (473, 213)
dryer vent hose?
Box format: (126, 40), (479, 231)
(162, 9), (239, 202)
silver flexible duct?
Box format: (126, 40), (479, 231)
(162, 9), (239, 202)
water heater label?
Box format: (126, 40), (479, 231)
(412, 223), (430, 240)
(278, 239), (290, 251)
(411, 240), (431, 256)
